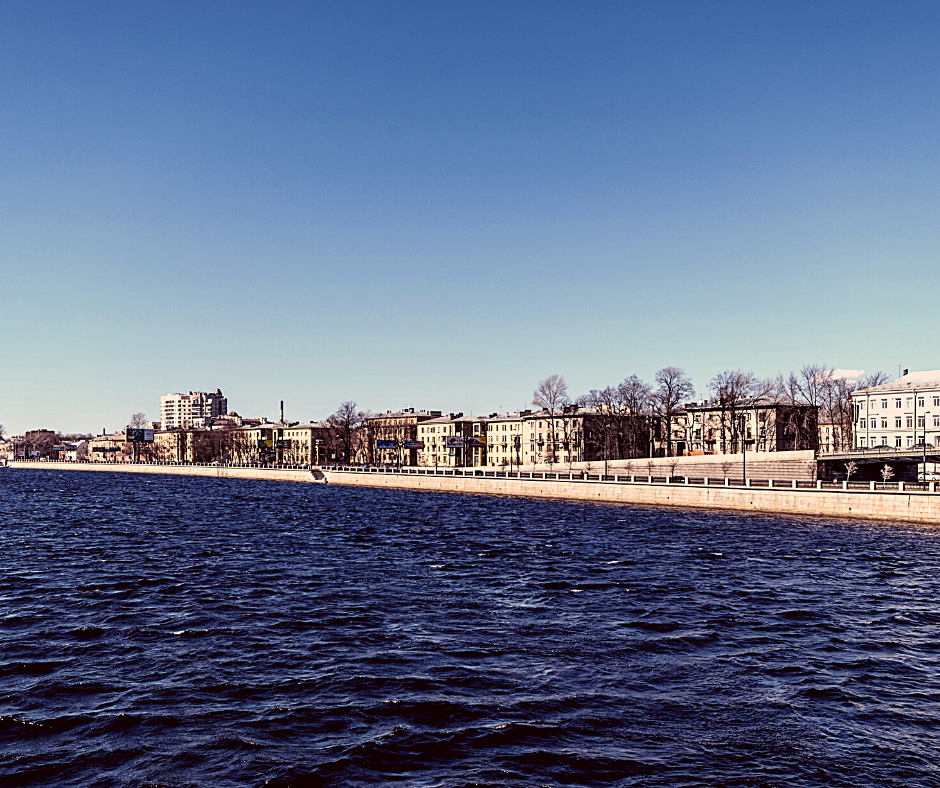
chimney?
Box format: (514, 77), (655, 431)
(903, 369), (909, 376)
(280, 400), (284, 423)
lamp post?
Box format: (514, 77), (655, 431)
(739, 414), (747, 484)
(604, 423), (609, 479)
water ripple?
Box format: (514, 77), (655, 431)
(1, 469), (940, 786)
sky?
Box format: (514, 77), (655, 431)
(2, 1), (939, 436)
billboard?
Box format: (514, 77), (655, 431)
(276, 439), (292, 449)
(126, 428), (154, 443)
(402, 441), (424, 450)
(446, 436), (485, 447)
(376, 440), (397, 449)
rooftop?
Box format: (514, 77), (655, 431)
(857, 370), (940, 394)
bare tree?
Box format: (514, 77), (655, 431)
(881, 464), (895, 483)
(711, 370), (775, 453)
(653, 367), (694, 457)
(582, 375), (653, 461)
(130, 412), (147, 428)
(533, 375), (570, 466)
(789, 364), (834, 411)
(845, 461), (858, 482)
(328, 401), (366, 465)
(0, 424), (6, 441)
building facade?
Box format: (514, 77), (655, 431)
(685, 398), (818, 455)
(852, 370), (940, 449)
(367, 409), (442, 466)
(485, 412), (528, 468)
(160, 389), (228, 430)
(417, 414), (487, 467)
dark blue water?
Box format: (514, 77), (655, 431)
(2, 469), (940, 787)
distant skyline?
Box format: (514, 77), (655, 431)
(3, 2), (939, 436)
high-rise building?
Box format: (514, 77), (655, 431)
(160, 389), (228, 430)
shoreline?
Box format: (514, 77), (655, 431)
(7, 460), (940, 525)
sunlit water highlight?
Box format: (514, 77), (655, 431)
(1, 469), (939, 787)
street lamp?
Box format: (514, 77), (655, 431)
(739, 414), (747, 484)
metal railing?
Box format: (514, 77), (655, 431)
(322, 464), (938, 494)
(10, 458), (937, 494)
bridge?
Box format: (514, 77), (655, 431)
(818, 446), (940, 481)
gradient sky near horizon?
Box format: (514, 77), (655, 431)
(2, 1), (939, 436)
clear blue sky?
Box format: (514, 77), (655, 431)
(2, 1), (938, 435)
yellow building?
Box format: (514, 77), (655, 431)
(366, 409), (442, 466)
(485, 412), (526, 468)
(522, 407), (596, 466)
(417, 414), (487, 467)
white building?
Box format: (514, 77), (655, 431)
(160, 389), (228, 430)
(852, 370), (940, 449)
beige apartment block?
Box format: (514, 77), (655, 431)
(485, 412), (528, 468)
(818, 420), (849, 454)
(522, 407), (599, 467)
(417, 414), (487, 467)
(852, 370), (940, 450)
(367, 409), (442, 466)
(89, 431), (132, 462)
(160, 389), (228, 430)
(279, 422), (332, 465)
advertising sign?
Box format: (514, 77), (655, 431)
(126, 428), (154, 443)
(445, 437), (485, 447)
(276, 439), (292, 449)
(402, 441), (424, 450)
(376, 440), (397, 450)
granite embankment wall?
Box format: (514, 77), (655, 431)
(6, 461), (318, 484)
(324, 470), (940, 525)
(521, 450), (817, 480)
(8, 461), (940, 525)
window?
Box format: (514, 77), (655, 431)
(896, 417), (902, 428)
(906, 417), (913, 428)
(919, 397), (925, 408)
(882, 437), (888, 446)
(858, 437), (866, 447)
(882, 419), (888, 429)
(907, 436), (913, 447)
(896, 436), (903, 447)
(896, 399), (902, 408)
(882, 399), (888, 409)
(919, 417), (925, 428)
(860, 419), (867, 428)
(934, 397), (939, 407)
(934, 416), (939, 428)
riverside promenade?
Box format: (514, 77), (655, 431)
(7, 460), (940, 525)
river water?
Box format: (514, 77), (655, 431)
(1, 469), (939, 787)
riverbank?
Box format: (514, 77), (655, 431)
(323, 468), (940, 524)
(9, 460), (940, 525)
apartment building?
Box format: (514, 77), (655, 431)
(852, 370), (940, 449)
(160, 389), (228, 430)
(367, 409), (442, 466)
(417, 414), (487, 467)
(522, 407), (598, 466)
(685, 398), (818, 454)
(484, 412), (528, 468)
(279, 422), (333, 465)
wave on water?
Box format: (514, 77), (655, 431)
(1, 469), (940, 787)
